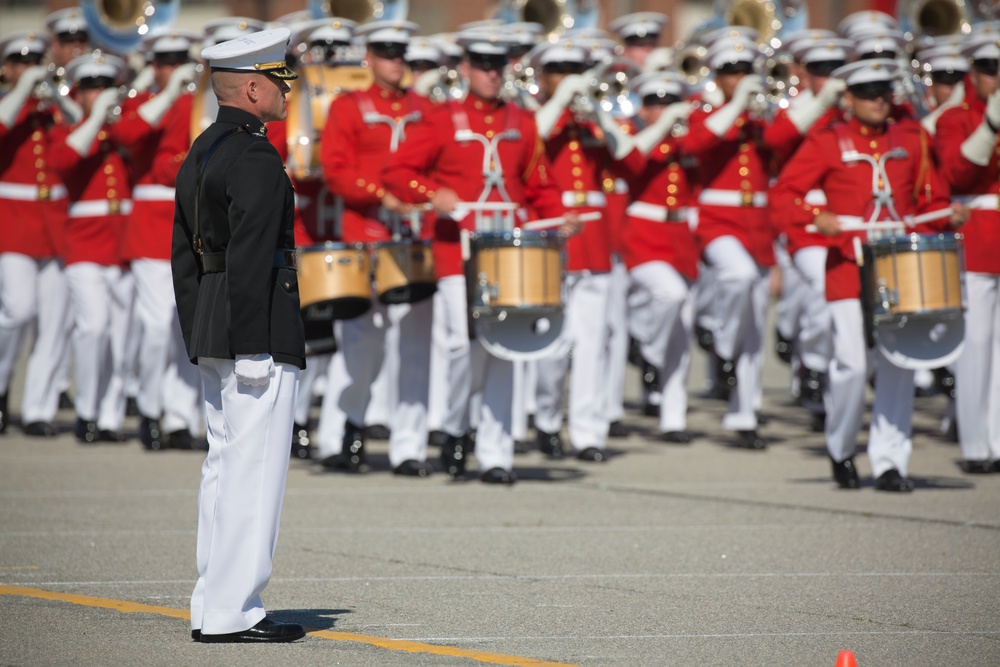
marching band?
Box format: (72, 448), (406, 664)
(2, 1), (999, 492)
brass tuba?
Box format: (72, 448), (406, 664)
(492, 0), (600, 37)
(896, 0), (972, 38)
(80, 0), (180, 53)
(308, 0), (410, 22)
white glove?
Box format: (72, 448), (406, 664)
(641, 47), (674, 74)
(592, 105), (635, 160)
(704, 76), (762, 138)
(413, 68), (443, 97)
(987, 88), (1000, 131)
(65, 88), (120, 157)
(234, 353), (274, 387)
(633, 101), (692, 155)
(960, 122), (998, 167)
(138, 62), (197, 127)
(0, 65), (48, 127)
(787, 79), (844, 134)
(130, 64), (155, 94)
(536, 74), (589, 139)
(815, 77), (847, 108)
(49, 90), (83, 125)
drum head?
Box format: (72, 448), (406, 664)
(875, 316), (965, 371)
(475, 309), (567, 361)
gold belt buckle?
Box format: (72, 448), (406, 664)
(37, 185), (50, 202)
(741, 191), (754, 207)
(573, 191), (587, 206)
(602, 177), (615, 194)
(108, 199), (121, 215)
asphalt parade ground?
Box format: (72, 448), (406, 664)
(2, 318), (999, 667)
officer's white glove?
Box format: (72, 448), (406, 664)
(234, 353), (274, 387)
(592, 104), (635, 160)
(130, 64), (156, 94)
(704, 76), (762, 138)
(634, 101), (692, 155)
(536, 74), (589, 139)
(138, 62), (198, 127)
(0, 65), (48, 127)
(66, 88), (120, 157)
(960, 89), (1000, 166)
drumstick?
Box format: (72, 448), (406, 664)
(805, 219), (910, 234)
(522, 212), (602, 231)
(903, 208), (954, 226)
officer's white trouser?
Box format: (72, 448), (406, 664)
(605, 258), (629, 423)
(190, 358), (298, 635)
(365, 308), (398, 429)
(314, 297), (432, 466)
(628, 261), (694, 433)
(535, 271), (611, 448)
(65, 262), (134, 431)
(792, 246), (832, 373)
(826, 299), (915, 477)
(955, 272), (1000, 462)
(131, 259), (202, 433)
(0, 255), (70, 425)
(295, 351), (331, 427)
(703, 236), (767, 431)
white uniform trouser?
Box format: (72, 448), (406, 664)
(628, 261), (694, 433)
(0, 254), (70, 423)
(190, 357), (298, 635)
(792, 246), (832, 374)
(693, 260), (718, 391)
(131, 259), (203, 433)
(426, 286), (449, 433)
(605, 257), (629, 423)
(365, 308), (398, 428)
(65, 262), (134, 431)
(511, 360), (537, 441)
(955, 272), (1000, 462)
(314, 297), (432, 466)
(535, 271), (611, 449)
(295, 351), (331, 427)
(826, 299), (915, 477)
(703, 236), (768, 431)
(774, 239), (802, 346)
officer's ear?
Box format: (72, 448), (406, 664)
(460, 59), (470, 81)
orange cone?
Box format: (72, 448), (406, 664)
(835, 650), (858, 667)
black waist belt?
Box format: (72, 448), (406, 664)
(201, 249), (297, 273)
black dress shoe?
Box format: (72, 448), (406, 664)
(875, 469), (914, 493)
(659, 431), (691, 444)
(695, 325), (714, 352)
(74, 418), (99, 444)
(191, 629), (200, 641)
(575, 446), (606, 462)
(337, 421), (367, 471)
(125, 396), (140, 417)
(480, 467), (517, 485)
(291, 423), (311, 459)
(642, 401), (661, 417)
(934, 367), (956, 399)
(716, 357), (738, 390)
(98, 429), (126, 443)
(466, 428), (477, 453)
(608, 420), (629, 438)
(774, 328), (793, 364)
(641, 361), (661, 394)
(440, 433), (467, 479)
(514, 440), (531, 454)
(428, 429), (449, 448)
(810, 412), (827, 433)
(58, 391), (74, 410)
(365, 424), (390, 440)
(0, 392), (7, 434)
(139, 416), (164, 451)
(735, 430), (767, 450)
(197, 617), (306, 643)
(800, 368), (826, 406)
(536, 429), (565, 459)
(960, 459), (994, 474)
(23, 421), (56, 437)
(393, 459), (432, 477)
(168, 429), (197, 450)
(831, 456), (860, 489)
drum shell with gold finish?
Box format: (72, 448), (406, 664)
(469, 230), (563, 313)
(297, 242), (372, 321)
(864, 232), (964, 324)
(372, 240), (437, 304)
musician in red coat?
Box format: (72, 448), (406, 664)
(0, 30), (72, 436)
(934, 38), (1000, 473)
(382, 29), (573, 483)
(770, 60), (966, 492)
(48, 52), (139, 444)
(314, 19), (438, 476)
(118, 32), (202, 451)
(683, 32), (774, 449)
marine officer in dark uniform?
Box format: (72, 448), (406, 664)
(171, 28), (306, 644)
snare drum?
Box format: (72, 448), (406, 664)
(297, 242), (372, 322)
(469, 229), (562, 314)
(865, 233), (964, 324)
(372, 240), (436, 304)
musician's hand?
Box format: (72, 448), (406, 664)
(949, 203), (970, 229)
(429, 187), (459, 214)
(812, 211), (841, 236)
(559, 210), (583, 236)
(986, 88), (1000, 131)
(19, 65), (49, 89)
(734, 75), (764, 102)
(381, 190), (412, 214)
(91, 87), (121, 121)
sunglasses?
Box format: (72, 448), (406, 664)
(805, 61), (845, 77)
(57, 31), (88, 44)
(370, 43), (407, 60)
(931, 70), (966, 85)
(77, 76), (115, 90)
(849, 84), (892, 100)
(543, 62), (587, 75)
(716, 62), (754, 75)
(972, 59), (999, 76)
(642, 93), (681, 107)
(470, 56), (508, 72)
(6, 53), (43, 65)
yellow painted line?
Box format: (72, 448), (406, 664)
(0, 566), (39, 570)
(0, 585), (579, 667)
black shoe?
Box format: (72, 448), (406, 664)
(810, 412), (827, 433)
(735, 430), (766, 450)
(197, 617), (306, 643)
(480, 467), (517, 485)
(58, 391), (74, 410)
(365, 424), (390, 440)
(576, 446), (606, 462)
(291, 423), (311, 459)
(642, 401), (661, 417)
(934, 368), (956, 399)
(440, 433), (467, 479)
(340, 421), (367, 470)
(428, 429), (449, 448)
(191, 629), (200, 641)
(960, 459), (994, 474)
(875, 469), (914, 493)
(716, 357), (738, 390)
(139, 416), (164, 451)
(514, 439), (531, 454)
(536, 429), (565, 459)
(641, 361), (660, 394)
(74, 418), (99, 444)
(125, 397), (139, 417)
(800, 368), (826, 406)
(0, 392), (7, 434)
(659, 431), (691, 444)
(831, 456), (860, 489)
(98, 429), (125, 443)
(608, 420), (629, 438)
(466, 428), (477, 453)
(775, 328), (793, 364)
(22, 421), (56, 437)
(167, 429), (196, 450)
(393, 459), (432, 477)
(695, 325), (714, 352)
